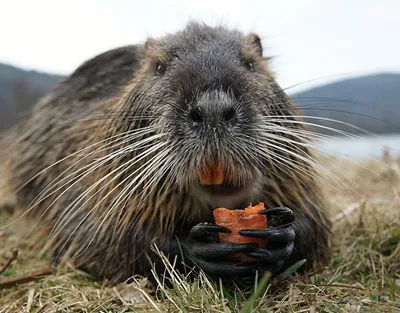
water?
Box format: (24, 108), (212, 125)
(316, 134), (400, 159)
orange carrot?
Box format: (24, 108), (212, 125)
(213, 202), (268, 262)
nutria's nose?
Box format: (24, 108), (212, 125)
(188, 91), (238, 129)
(188, 106), (237, 126)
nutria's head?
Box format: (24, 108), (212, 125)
(115, 22), (311, 212)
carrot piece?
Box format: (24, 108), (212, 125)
(213, 202), (268, 262)
(243, 202), (265, 215)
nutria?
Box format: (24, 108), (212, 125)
(5, 22), (331, 285)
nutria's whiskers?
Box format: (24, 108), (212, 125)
(29, 128), (164, 221)
(48, 139), (170, 242)
(5, 22), (332, 284)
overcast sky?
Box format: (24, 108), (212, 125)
(1, 0), (399, 92)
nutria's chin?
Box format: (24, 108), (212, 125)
(5, 21), (331, 285)
(193, 178), (263, 209)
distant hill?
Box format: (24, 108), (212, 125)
(291, 73), (400, 135)
(0, 63), (64, 130)
(0, 61), (399, 135)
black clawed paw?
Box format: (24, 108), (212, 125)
(245, 241), (294, 263)
(189, 222), (231, 243)
(259, 206), (295, 227)
(181, 206), (297, 283)
(237, 206), (296, 273)
(193, 258), (259, 279)
(238, 227), (295, 244)
(191, 242), (259, 259)
(182, 222), (261, 282)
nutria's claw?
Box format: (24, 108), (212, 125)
(190, 257), (259, 282)
(188, 222), (231, 242)
(258, 206), (295, 227)
(191, 242), (259, 259)
(245, 242), (295, 263)
(238, 227), (295, 263)
(186, 222), (257, 254)
(238, 227), (295, 244)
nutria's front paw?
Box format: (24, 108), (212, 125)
(182, 223), (260, 282)
(238, 206), (296, 273)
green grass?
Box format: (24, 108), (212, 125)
(0, 157), (399, 312)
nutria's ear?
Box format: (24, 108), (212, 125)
(144, 38), (158, 50)
(246, 33), (263, 57)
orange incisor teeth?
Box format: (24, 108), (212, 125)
(200, 160), (225, 185)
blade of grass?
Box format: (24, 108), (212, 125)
(279, 259), (308, 280)
(240, 272), (271, 313)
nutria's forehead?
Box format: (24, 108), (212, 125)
(159, 23), (244, 57)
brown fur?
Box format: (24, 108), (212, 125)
(5, 22), (331, 284)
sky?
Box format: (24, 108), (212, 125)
(0, 0), (399, 92)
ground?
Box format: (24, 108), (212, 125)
(0, 153), (399, 312)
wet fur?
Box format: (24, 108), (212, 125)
(6, 22), (331, 284)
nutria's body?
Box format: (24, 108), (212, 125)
(6, 22), (331, 284)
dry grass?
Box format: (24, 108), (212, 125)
(0, 154), (399, 312)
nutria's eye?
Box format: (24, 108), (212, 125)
(155, 62), (165, 76)
(244, 60), (255, 72)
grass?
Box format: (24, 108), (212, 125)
(0, 155), (399, 312)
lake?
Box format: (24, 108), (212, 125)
(316, 133), (400, 159)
